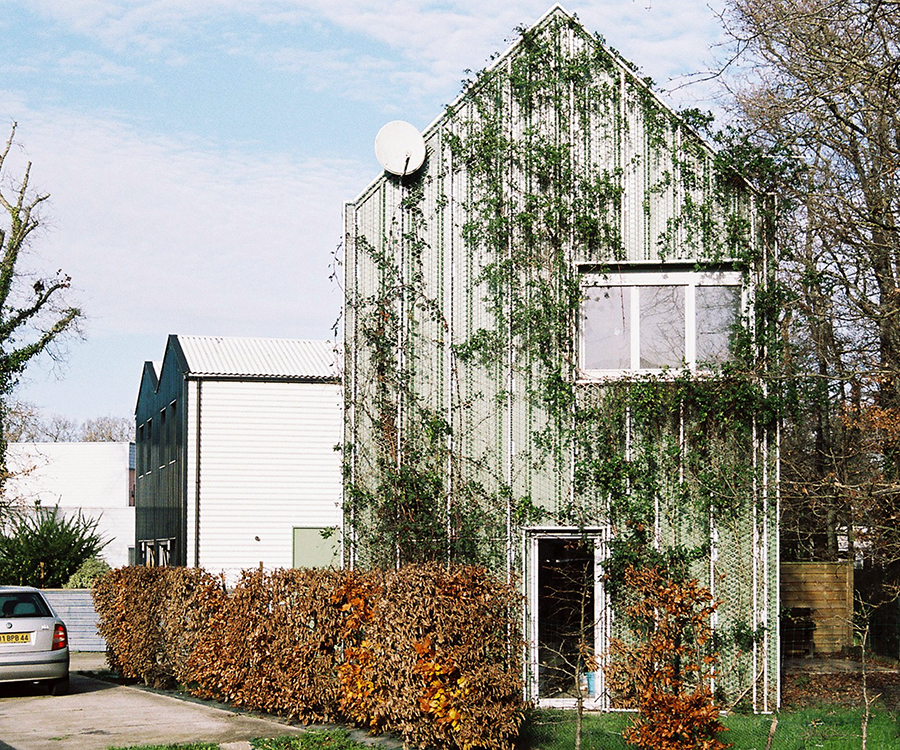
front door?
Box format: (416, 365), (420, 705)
(528, 530), (608, 707)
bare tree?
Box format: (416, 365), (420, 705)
(721, 0), (900, 604)
(40, 414), (81, 442)
(80, 416), (132, 442)
(6, 403), (131, 443)
(0, 124), (82, 489)
(3, 400), (44, 442)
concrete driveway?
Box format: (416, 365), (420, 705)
(0, 653), (308, 750)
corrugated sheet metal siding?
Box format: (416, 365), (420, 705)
(196, 380), (342, 581)
(345, 7), (775, 710)
(346, 26), (754, 521)
(178, 336), (339, 380)
(43, 589), (105, 652)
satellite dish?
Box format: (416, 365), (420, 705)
(375, 120), (426, 176)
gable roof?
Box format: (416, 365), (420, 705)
(351, 4), (712, 206)
(173, 335), (340, 381)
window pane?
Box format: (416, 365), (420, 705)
(696, 285), (740, 364)
(582, 286), (630, 369)
(536, 537), (596, 699)
(639, 286), (684, 368)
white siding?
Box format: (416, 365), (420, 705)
(186, 379), (200, 567)
(43, 589), (106, 651)
(194, 380), (342, 582)
(6, 443), (134, 567)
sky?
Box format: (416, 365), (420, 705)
(0, 0), (731, 424)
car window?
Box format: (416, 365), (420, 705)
(0, 593), (51, 618)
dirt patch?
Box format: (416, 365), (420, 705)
(783, 669), (900, 711)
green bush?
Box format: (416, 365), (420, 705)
(64, 556), (112, 588)
(0, 507), (107, 588)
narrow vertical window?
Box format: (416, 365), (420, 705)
(638, 285), (685, 368)
(137, 424), (145, 476)
(168, 402), (177, 464)
(159, 409), (166, 468)
(582, 286), (630, 370)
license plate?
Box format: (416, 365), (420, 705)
(0, 633), (30, 644)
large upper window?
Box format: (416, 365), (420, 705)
(580, 270), (743, 375)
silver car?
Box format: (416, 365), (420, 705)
(0, 586), (69, 695)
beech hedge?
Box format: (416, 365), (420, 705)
(92, 563), (524, 750)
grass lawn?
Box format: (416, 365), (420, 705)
(522, 707), (900, 749)
(251, 729), (370, 750)
(111, 708), (900, 750)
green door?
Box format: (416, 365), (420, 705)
(292, 527), (340, 568)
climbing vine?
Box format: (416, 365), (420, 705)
(343, 9), (781, 708)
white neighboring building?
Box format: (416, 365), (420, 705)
(5, 442), (135, 567)
(135, 335), (343, 583)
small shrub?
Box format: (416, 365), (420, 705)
(604, 565), (729, 750)
(0, 507), (107, 588)
(64, 556), (111, 588)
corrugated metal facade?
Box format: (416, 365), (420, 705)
(136, 335), (342, 582)
(344, 7), (778, 710)
(176, 336), (340, 380)
(187, 380), (342, 581)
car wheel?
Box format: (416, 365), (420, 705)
(49, 676), (69, 696)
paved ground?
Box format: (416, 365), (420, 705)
(0, 652), (309, 750)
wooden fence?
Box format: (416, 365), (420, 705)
(781, 562), (854, 656)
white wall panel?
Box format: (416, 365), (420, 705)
(186, 379), (199, 567)
(6, 442), (134, 567)
(193, 380), (342, 582)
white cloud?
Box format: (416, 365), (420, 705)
(1, 104), (362, 340)
(226, 42), (398, 97)
(271, 1), (727, 106)
(57, 50), (147, 84)
(19, 1), (727, 109)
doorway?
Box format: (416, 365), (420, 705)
(528, 531), (608, 707)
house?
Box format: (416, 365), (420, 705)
(134, 335), (342, 582)
(343, 6), (779, 710)
(5, 441), (135, 567)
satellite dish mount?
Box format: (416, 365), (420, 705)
(375, 121), (426, 177)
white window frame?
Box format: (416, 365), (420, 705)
(579, 269), (745, 379)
